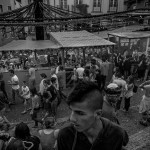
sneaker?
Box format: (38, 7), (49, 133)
(21, 111), (27, 114)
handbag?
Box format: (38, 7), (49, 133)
(133, 84), (138, 93)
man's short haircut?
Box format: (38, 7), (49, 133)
(67, 81), (103, 111)
(59, 65), (64, 71)
(9, 69), (14, 74)
(23, 81), (26, 84)
(51, 77), (56, 83)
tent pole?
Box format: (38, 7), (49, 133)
(83, 47), (86, 65)
(61, 48), (65, 67)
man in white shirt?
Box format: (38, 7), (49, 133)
(76, 63), (84, 82)
(8, 69), (20, 105)
(113, 72), (127, 111)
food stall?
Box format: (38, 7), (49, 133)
(49, 30), (116, 86)
(107, 32), (150, 56)
(0, 40), (61, 95)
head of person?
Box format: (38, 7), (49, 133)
(9, 69), (14, 77)
(15, 122), (30, 140)
(105, 83), (121, 107)
(67, 81), (103, 132)
(127, 76), (134, 84)
(40, 73), (47, 79)
(44, 117), (55, 129)
(43, 79), (50, 87)
(22, 81), (27, 87)
(51, 77), (56, 85)
(59, 65), (64, 71)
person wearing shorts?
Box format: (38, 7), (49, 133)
(20, 81), (31, 114)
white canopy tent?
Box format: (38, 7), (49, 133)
(50, 30), (115, 48)
(0, 40), (60, 51)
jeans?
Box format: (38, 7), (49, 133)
(12, 89), (20, 103)
(31, 108), (42, 126)
(124, 97), (131, 111)
(116, 97), (123, 111)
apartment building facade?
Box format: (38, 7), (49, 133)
(124, 0), (150, 10)
(47, 0), (125, 15)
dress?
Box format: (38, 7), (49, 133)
(39, 130), (56, 150)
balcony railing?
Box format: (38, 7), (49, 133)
(108, 7), (117, 12)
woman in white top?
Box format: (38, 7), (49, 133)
(20, 81), (31, 114)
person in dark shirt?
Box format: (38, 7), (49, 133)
(57, 81), (129, 150)
(46, 77), (58, 119)
(6, 122), (42, 150)
(102, 83), (122, 125)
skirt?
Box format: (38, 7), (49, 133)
(139, 95), (150, 113)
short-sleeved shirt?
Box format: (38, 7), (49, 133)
(29, 68), (36, 79)
(57, 118), (129, 150)
(47, 85), (57, 102)
(21, 86), (30, 99)
(11, 75), (20, 90)
(76, 67), (84, 79)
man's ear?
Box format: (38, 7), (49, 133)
(94, 109), (102, 119)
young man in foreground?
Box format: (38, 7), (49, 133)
(57, 81), (129, 150)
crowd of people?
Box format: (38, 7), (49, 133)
(0, 49), (150, 149)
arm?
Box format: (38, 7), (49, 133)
(139, 80), (150, 88)
(38, 143), (42, 150)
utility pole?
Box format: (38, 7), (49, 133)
(34, 0), (44, 40)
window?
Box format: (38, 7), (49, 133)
(0, 5), (3, 13)
(75, 0), (83, 5)
(8, 6), (11, 11)
(109, 0), (117, 7)
(109, 0), (118, 12)
(93, 0), (101, 7)
(93, 0), (102, 12)
(60, 0), (67, 9)
(145, 2), (150, 7)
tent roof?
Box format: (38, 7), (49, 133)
(108, 32), (150, 39)
(50, 30), (115, 48)
(95, 25), (146, 39)
(0, 40), (60, 51)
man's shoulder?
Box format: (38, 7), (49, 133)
(101, 117), (126, 137)
(58, 125), (75, 139)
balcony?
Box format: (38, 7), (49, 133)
(108, 7), (117, 12)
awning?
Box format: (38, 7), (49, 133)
(95, 25), (147, 39)
(108, 32), (150, 39)
(50, 30), (115, 48)
(0, 40), (60, 51)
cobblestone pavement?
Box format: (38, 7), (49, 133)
(5, 85), (150, 149)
